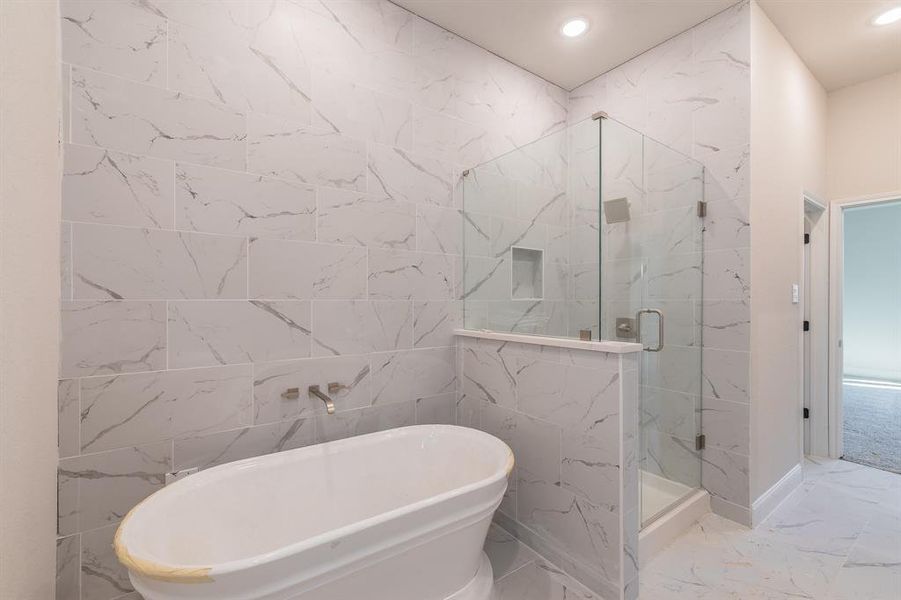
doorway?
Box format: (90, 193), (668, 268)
(829, 196), (901, 473)
(802, 196), (828, 458)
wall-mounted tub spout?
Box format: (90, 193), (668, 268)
(309, 384), (336, 414)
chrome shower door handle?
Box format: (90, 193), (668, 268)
(635, 308), (664, 352)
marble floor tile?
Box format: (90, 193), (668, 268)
(639, 457), (901, 600)
(486, 524), (599, 600)
(485, 524), (542, 580)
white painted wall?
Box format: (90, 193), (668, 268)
(0, 0), (62, 597)
(827, 70), (901, 202)
(749, 2), (827, 505)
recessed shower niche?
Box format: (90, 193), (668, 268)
(511, 247), (543, 300)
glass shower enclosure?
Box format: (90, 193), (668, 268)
(461, 114), (705, 528)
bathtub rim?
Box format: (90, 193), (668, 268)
(114, 424), (513, 584)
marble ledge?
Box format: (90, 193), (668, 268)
(454, 329), (643, 354)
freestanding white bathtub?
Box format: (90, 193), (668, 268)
(115, 425), (513, 600)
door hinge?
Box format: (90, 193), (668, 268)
(697, 200), (707, 218)
(695, 434), (706, 451)
(804, 233), (810, 244)
(803, 407), (810, 419)
(803, 320), (810, 332)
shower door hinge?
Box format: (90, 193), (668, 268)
(695, 434), (706, 451)
(804, 233), (810, 244)
(803, 320), (810, 332)
(697, 201), (707, 218)
(803, 407), (810, 419)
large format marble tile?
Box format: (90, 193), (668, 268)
(495, 560), (597, 600)
(701, 299), (750, 352)
(318, 188), (416, 250)
(312, 70), (413, 149)
(249, 238), (367, 300)
(460, 338), (518, 408)
(517, 470), (621, 585)
(413, 300), (461, 348)
(247, 113), (366, 191)
(311, 300), (413, 357)
(367, 142), (455, 207)
(703, 248), (750, 301)
(61, 0), (166, 85)
(316, 400), (415, 443)
(417, 204), (463, 256)
(640, 459), (901, 600)
(71, 67), (246, 170)
(173, 418), (316, 471)
(702, 347), (750, 404)
(63, 143), (174, 228)
(370, 347), (456, 405)
(81, 523), (134, 599)
(479, 403), (562, 489)
(73, 224), (247, 300)
(168, 300), (311, 368)
(701, 446), (750, 510)
(415, 393), (456, 425)
(58, 379), (80, 459)
(700, 397), (750, 455)
(61, 222), (72, 300)
(79, 365), (253, 453)
(830, 504), (901, 600)
(156, 0), (253, 38)
(368, 248), (455, 301)
(516, 358), (620, 430)
(58, 442), (170, 535)
(461, 256), (511, 301)
(760, 477), (877, 557)
(55, 534), (79, 600)
(704, 196), (750, 254)
(168, 20), (312, 121)
(175, 162), (316, 240)
(253, 355), (372, 424)
(484, 524), (541, 581)
(410, 18), (461, 116)
(60, 300), (166, 378)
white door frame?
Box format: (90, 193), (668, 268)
(828, 191), (901, 458)
(802, 194), (828, 457)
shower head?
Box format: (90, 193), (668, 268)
(603, 197), (631, 224)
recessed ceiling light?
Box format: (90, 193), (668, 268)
(561, 18), (589, 38)
(873, 6), (901, 26)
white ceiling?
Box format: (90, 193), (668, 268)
(392, 0), (737, 90)
(758, 1), (901, 91)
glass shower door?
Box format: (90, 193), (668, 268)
(598, 117), (705, 527)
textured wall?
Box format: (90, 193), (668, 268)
(0, 1), (61, 598)
(54, 1), (566, 599)
(458, 338), (640, 600)
(569, 2), (753, 522)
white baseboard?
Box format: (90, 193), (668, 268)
(751, 463), (803, 526)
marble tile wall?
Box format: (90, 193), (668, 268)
(56, 1), (567, 599)
(461, 117), (601, 340)
(458, 336), (641, 599)
(568, 1), (752, 521)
